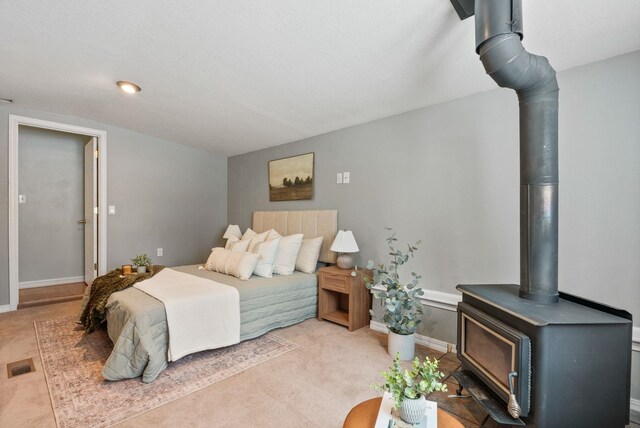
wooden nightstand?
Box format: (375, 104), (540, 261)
(318, 266), (372, 332)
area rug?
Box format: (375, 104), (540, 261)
(35, 316), (298, 428)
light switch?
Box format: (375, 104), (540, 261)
(157, 248), (163, 257)
(19, 195), (27, 204)
(108, 205), (116, 215)
(343, 172), (350, 184)
(336, 173), (343, 184)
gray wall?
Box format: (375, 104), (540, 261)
(18, 127), (90, 282)
(228, 51), (640, 397)
(0, 106), (228, 305)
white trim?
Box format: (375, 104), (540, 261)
(633, 326), (640, 352)
(369, 320), (457, 353)
(372, 285), (461, 312)
(420, 289), (462, 312)
(0, 304), (13, 313)
(8, 115), (108, 312)
(631, 398), (640, 423)
(19, 276), (85, 289)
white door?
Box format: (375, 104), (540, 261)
(84, 138), (98, 285)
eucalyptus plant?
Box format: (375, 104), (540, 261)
(365, 228), (424, 335)
(131, 254), (152, 267)
(374, 353), (448, 409)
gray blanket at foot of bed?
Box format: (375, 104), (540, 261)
(102, 265), (317, 383)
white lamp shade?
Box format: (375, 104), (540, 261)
(330, 230), (359, 253)
(223, 224), (242, 239)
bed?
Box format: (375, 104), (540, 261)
(102, 210), (337, 383)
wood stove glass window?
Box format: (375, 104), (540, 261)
(462, 314), (514, 393)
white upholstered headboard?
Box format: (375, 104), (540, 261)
(252, 210), (338, 264)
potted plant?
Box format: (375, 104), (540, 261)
(131, 254), (152, 274)
(374, 353), (447, 424)
(365, 228), (424, 360)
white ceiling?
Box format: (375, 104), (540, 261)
(1, 1), (639, 156)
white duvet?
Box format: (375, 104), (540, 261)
(134, 268), (240, 361)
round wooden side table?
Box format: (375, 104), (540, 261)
(343, 397), (464, 428)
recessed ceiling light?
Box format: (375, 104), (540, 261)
(116, 81), (141, 94)
(0, 98), (13, 104)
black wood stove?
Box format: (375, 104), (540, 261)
(448, 1), (634, 426)
(454, 284), (632, 427)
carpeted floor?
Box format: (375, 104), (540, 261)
(35, 316), (298, 428)
(2, 300), (638, 427)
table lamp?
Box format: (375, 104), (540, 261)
(330, 230), (359, 269)
(223, 225), (242, 239)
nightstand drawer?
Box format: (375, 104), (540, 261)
(320, 272), (349, 293)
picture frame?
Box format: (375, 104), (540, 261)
(268, 152), (314, 201)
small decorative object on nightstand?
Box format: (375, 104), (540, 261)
(330, 230), (359, 269)
(223, 224), (242, 239)
(131, 254), (152, 274)
(318, 266), (371, 331)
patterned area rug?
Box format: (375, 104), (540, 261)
(35, 316), (298, 428)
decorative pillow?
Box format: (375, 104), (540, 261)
(205, 248), (258, 280)
(247, 230), (270, 253)
(267, 229), (282, 241)
(252, 237), (281, 278)
(295, 236), (324, 273)
(224, 235), (239, 250)
(241, 228), (257, 240)
(274, 233), (304, 275)
(231, 238), (251, 252)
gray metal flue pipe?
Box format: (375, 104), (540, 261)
(475, 0), (560, 303)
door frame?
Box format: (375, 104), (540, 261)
(8, 115), (108, 311)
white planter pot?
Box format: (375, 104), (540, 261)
(388, 331), (415, 360)
(137, 266), (147, 274)
(399, 395), (427, 424)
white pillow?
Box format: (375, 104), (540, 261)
(205, 248), (258, 280)
(253, 237), (280, 278)
(247, 230), (270, 253)
(225, 236), (239, 250)
(274, 233), (304, 276)
(231, 238), (251, 252)
(267, 229), (282, 241)
(242, 228), (257, 240)
(295, 236), (323, 273)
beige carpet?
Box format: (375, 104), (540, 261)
(35, 316), (298, 428)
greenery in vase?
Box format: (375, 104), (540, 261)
(365, 228), (424, 335)
(131, 254), (152, 267)
(374, 353), (448, 409)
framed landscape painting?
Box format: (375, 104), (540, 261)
(268, 152), (314, 201)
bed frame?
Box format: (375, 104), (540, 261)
(252, 210), (337, 264)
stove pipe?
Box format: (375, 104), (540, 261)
(474, 0), (559, 303)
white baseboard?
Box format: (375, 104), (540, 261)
(0, 304), (17, 313)
(630, 398), (640, 423)
(19, 276), (85, 289)
(369, 320), (457, 354)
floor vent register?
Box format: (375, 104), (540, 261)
(7, 358), (35, 378)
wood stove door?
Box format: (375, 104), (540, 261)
(457, 302), (531, 417)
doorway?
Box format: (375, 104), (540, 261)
(8, 115), (108, 311)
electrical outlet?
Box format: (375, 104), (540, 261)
(336, 173), (343, 184)
(157, 248), (163, 257)
(343, 172), (350, 184)
(108, 205), (116, 215)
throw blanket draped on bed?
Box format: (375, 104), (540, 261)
(79, 265), (165, 333)
(134, 268), (240, 361)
